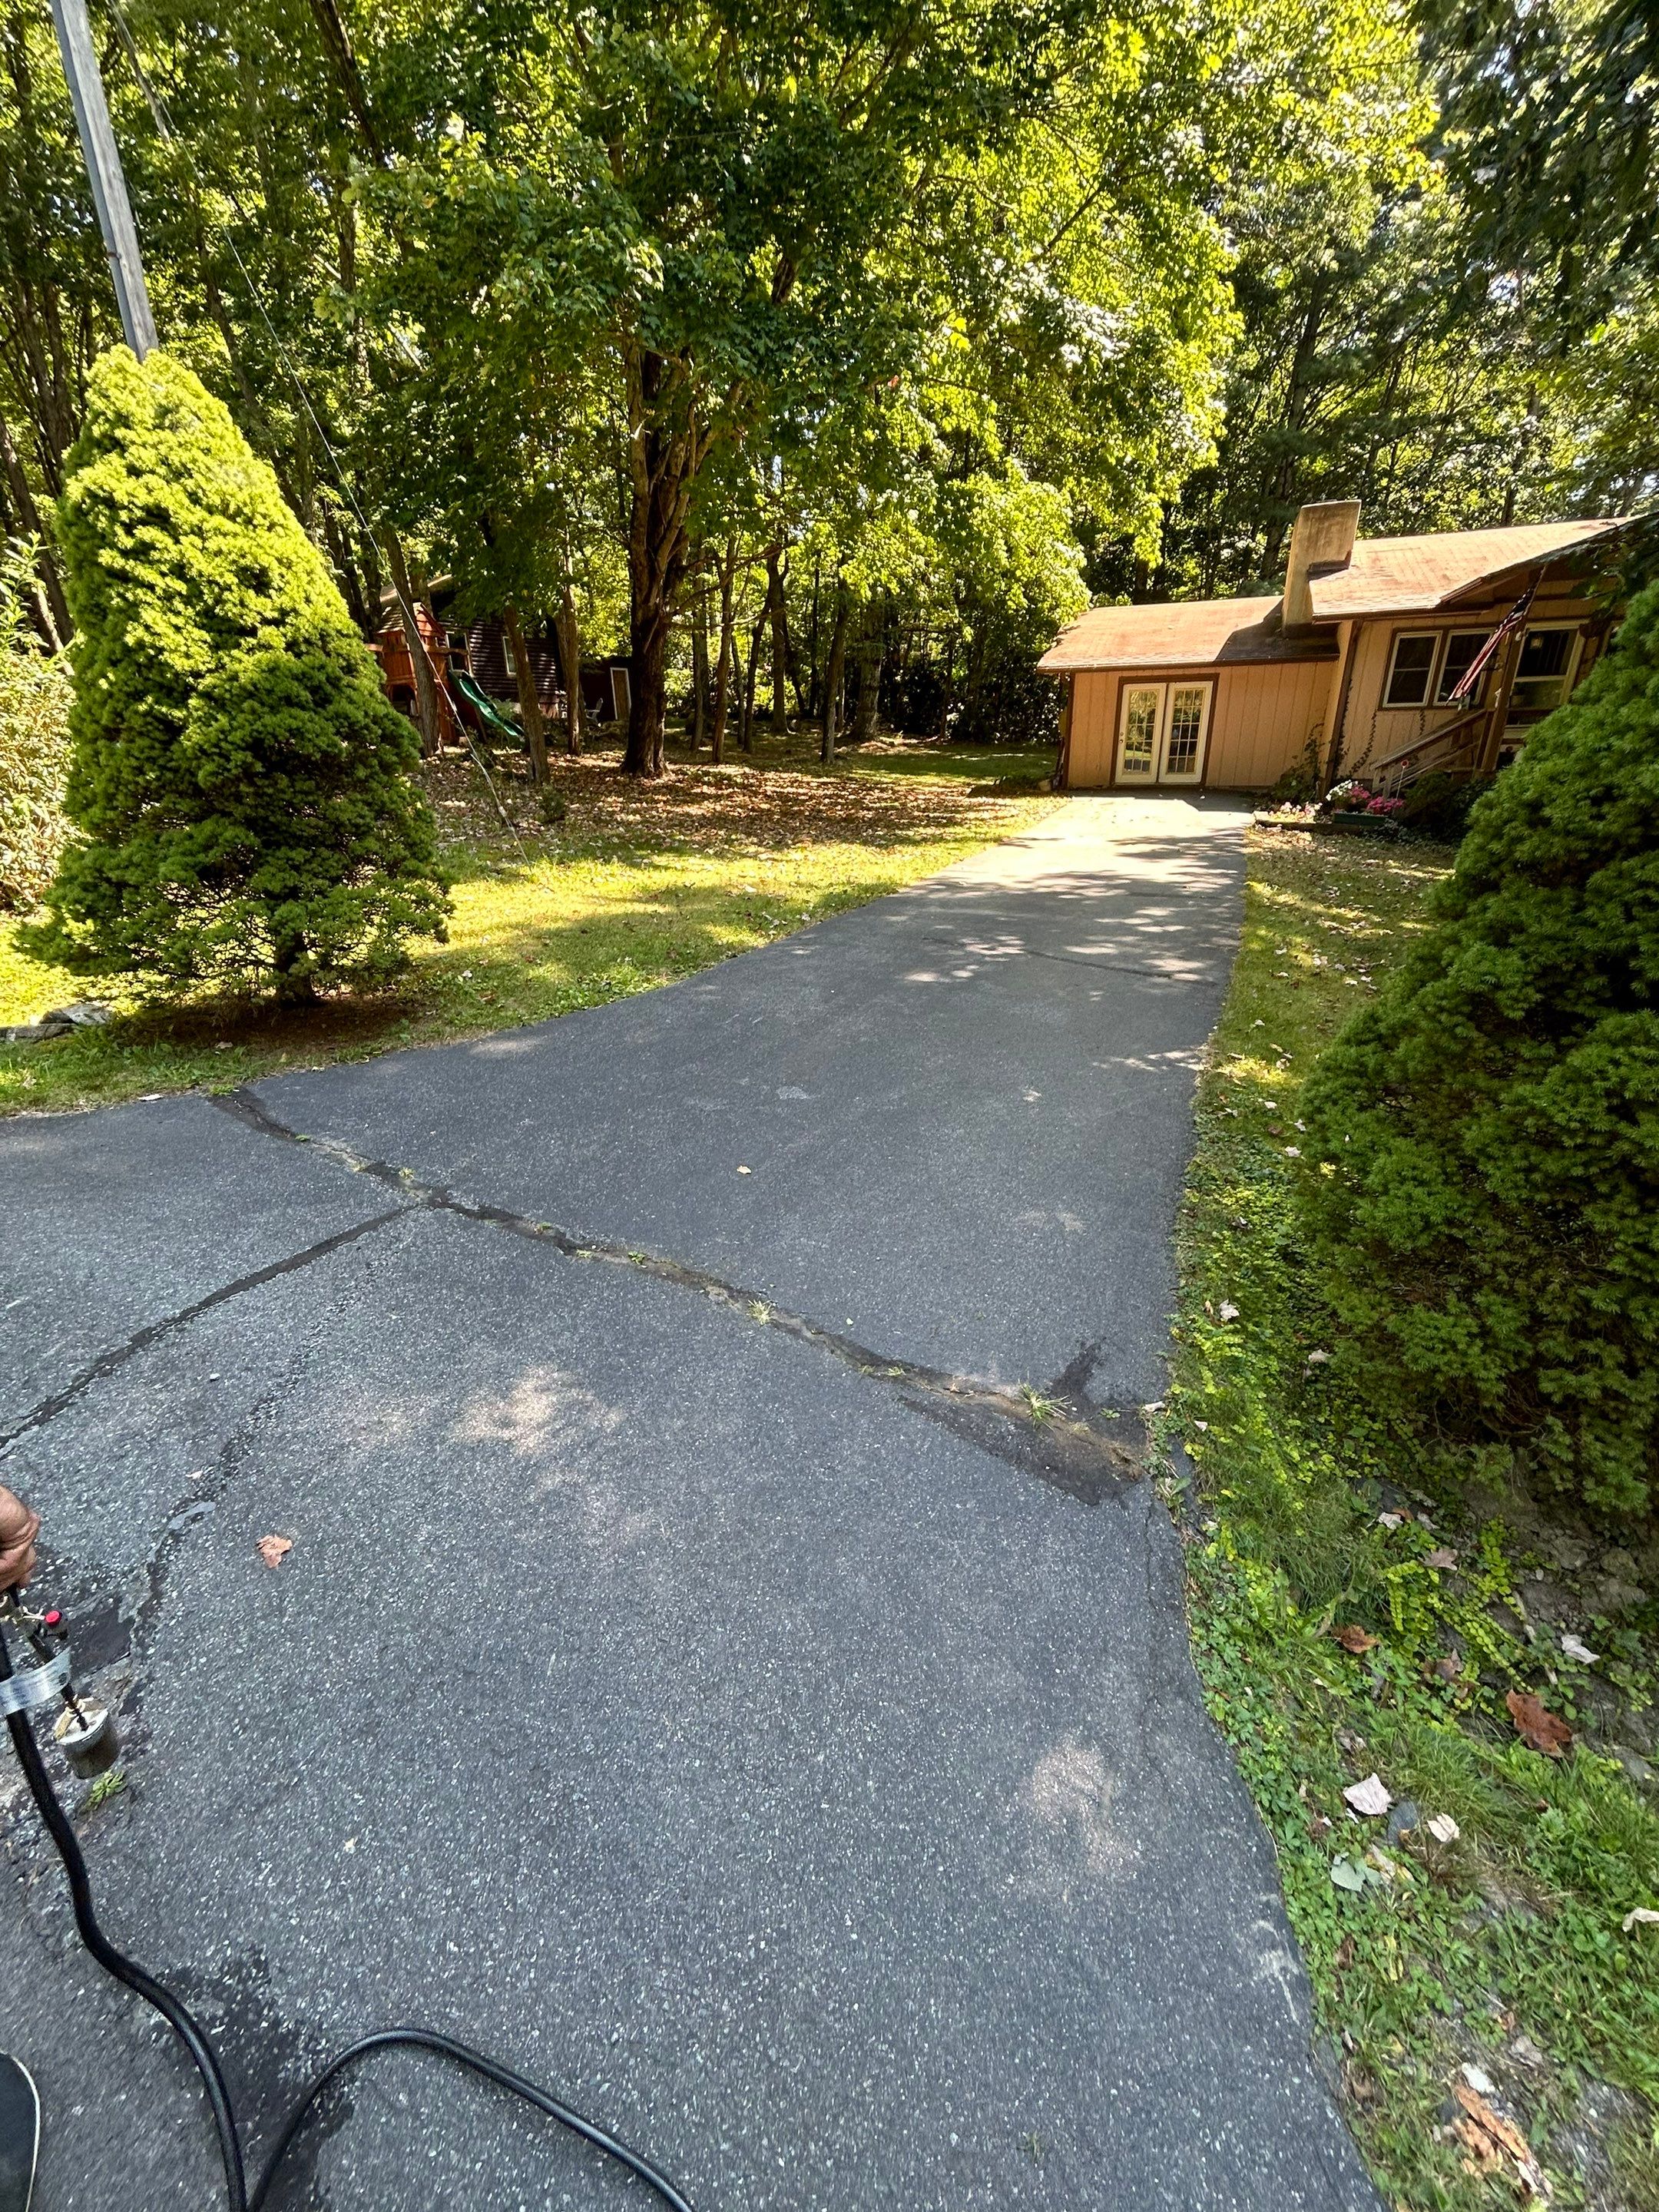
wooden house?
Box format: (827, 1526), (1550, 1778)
(1041, 504), (1631, 795)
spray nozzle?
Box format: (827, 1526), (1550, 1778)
(0, 1597), (121, 1779)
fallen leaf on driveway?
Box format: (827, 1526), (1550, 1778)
(1426, 1813), (1461, 1844)
(1624, 1908), (1659, 1933)
(1330, 1856), (1366, 1892)
(256, 1535), (293, 1568)
(1424, 1547), (1459, 1570)
(1377, 1511), (1405, 1528)
(1560, 1634), (1599, 1664)
(1343, 1773), (1392, 1816)
(1506, 1690), (1572, 1758)
(1333, 1624), (1379, 1654)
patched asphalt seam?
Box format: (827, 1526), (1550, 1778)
(211, 1088), (1141, 1505)
(0, 1207), (405, 1458)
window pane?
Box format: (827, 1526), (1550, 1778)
(1517, 628), (1572, 678)
(1165, 688), (1206, 773)
(1509, 628), (1577, 717)
(1385, 634), (1436, 706)
(1121, 690), (1158, 773)
(1437, 631), (1493, 703)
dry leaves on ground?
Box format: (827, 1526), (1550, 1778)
(1506, 1690), (1573, 1759)
(1334, 1624), (1379, 1654)
(256, 1535), (293, 1568)
(1451, 2084), (1550, 2199)
(422, 745), (1044, 860)
(1343, 1773), (1392, 1816)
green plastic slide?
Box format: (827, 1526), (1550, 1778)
(452, 666), (522, 741)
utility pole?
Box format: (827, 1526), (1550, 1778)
(48, 0), (157, 359)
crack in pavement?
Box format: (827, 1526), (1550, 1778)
(202, 1088), (1141, 1505)
(0, 1207), (406, 1457)
(0, 1086), (1141, 1503)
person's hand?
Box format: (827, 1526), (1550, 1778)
(0, 1488), (40, 1591)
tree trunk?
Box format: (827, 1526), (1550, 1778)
(381, 527), (440, 757)
(740, 614), (764, 753)
(503, 602), (549, 784)
(852, 604), (882, 743)
(273, 930), (320, 1005)
(621, 345), (702, 777)
(691, 548), (709, 750)
(319, 503), (372, 636)
(768, 545), (789, 738)
(820, 588), (849, 764)
(0, 408), (70, 642)
(560, 581), (584, 757)
(710, 537), (737, 765)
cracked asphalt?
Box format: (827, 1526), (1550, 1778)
(0, 794), (1382, 2211)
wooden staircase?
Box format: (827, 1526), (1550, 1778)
(1366, 706), (1493, 797)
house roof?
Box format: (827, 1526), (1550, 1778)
(1306, 519), (1626, 620)
(1038, 597), (1336, 673)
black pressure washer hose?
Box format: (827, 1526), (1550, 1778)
(0, 1630), (697, 2212)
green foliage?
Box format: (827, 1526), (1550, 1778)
(0, 545), (72, 909)
(1396, 770), (1489, 841)
(1300, 588), (1659, 1512)
(22, 349), (448, 1002)
(1427, 0), (1659, 331)
(1174, 831), (1659, 2206)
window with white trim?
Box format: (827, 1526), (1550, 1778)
(1436, 629), (1495, 704)
(1509, 624), (1579, 717)
(1382, 632), (1439, 707)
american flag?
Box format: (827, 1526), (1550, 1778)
(1449, 582), (1537, 703)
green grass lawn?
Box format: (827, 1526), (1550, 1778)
(1171, 828), (1659, 2210)
(1, 730), (1058, 1118)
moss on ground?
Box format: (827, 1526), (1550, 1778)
(1171, 826), (1659, 2211)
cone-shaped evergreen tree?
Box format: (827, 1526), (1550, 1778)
(1300, 579), (1659, 1515)
(23, 348), (448, 1001)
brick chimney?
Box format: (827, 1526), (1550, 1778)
(1282, 500), (1361, 631)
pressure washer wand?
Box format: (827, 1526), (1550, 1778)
(0, 1606), (250, 2208)
(0, 1599), (699, 2212)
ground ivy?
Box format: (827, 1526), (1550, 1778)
(1170, 827), (1659, 2211)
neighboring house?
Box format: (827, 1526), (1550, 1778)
(1040, 502), (1631, 794)
(372, 591), (634, 739)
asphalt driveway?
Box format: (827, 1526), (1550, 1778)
(0, 794), (1382, 2211)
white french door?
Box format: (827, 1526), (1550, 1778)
(1114, 680), (1213, 786)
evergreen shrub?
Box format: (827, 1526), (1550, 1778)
(1300, 584), (1659, 1515)
(23, 348), (448, 1001)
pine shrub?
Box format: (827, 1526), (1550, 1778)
(22, 348), (448, 1000)
(1300, 582), (1659, 1516)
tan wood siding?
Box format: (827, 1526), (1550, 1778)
(1205, 661), (1335, 788)
(1067, 669), (1118, 786)
(1064, 662), (1333, 790)
(1336, 584), (1604, 780)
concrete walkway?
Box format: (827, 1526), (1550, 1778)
(0, 796), (1381, 2210)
